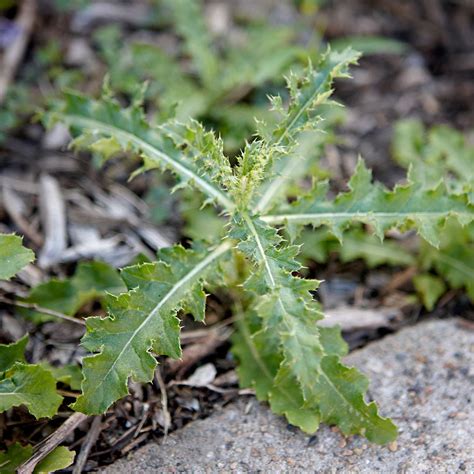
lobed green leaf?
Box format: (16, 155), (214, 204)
(45, 91), (234, 210)
(0, 363), (62, 419)
(261, 159), (474, 247)
(0, 337), (63, 419)
(230, 213), (397, 443)
(255, 48), (360, 212)
(73, 242), (231, 414)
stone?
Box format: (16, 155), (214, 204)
(101, 319), (474, 473)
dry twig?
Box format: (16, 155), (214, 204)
(38, 175), (67, 268)
(18, 412), (88, 474)
(72, 416), (103, 474)
(381, 266), (418, 297)
(154, 368), (171, 435)
(0, 295), (86, 326)
(2, 186), (43, 247)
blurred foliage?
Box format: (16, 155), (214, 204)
(392, 119), (474, 203)
(92, 3), (313, 151)
(413, 273), (446, 311)
(1, 0), (406, 149)
(21, 261), (126, 323)
(330, 36), (407, 55)
(298, 227), (416, 267)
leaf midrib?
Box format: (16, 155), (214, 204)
(255, 68), (332, 213)
(236, 318), (301, 411)
(242, 214), (327, 394)
(89, 241), (232, 395)
(261, 210), (473, 224)
(62, 114), (235, 211)
(434, 252), (473, 279)
(318, 363), (388, 433)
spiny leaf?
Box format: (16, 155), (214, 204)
(45, 91), (234, 210)
(0, 234), (34, 281)
(72, 242), (231, 414)
(21, 261), (126, 323)
(269, 48), (359, 147)
(230, 213), (396, 443)
(232, 314), (320, 433)
(162, 119), (234, 193)
(255, 48), (360, 212)
(313, 356), (397, 443)
(0, 363), (62, 419)
(261, 158), (474, 247)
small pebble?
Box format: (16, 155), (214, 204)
(388, 441), (398, 452)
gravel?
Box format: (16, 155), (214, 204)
(101, 319), (474, 473)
